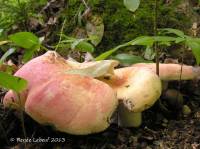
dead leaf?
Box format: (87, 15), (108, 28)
(0, 41), (9, 46)
(65, 60), (119, 78)
(86, 15), (104, 46)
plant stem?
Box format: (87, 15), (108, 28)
(55, 18), (66, 51)
(81, 0), (89, 9)
(16, 93), (27, 148)
(154, 0), (159, 76)
(0, 105), (9, 145)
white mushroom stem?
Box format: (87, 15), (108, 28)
(118, 103), (142, 127)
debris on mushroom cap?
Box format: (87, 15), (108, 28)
(25, 74), (118, 135)
(132, 63), (200, 80)
(3, 51), (71, 107)
(66, 59), (119, 78)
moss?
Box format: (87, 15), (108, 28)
(95, 0), (190, 53)
(0, 0), (192, 52)
(62, 0), (191, 54)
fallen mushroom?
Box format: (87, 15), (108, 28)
(132, 63), (200, 80)
(3, 51), (118, 135)
(109, 63), (200, 127)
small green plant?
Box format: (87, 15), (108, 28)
(95, 28), (200, 65)
(0, 44), (27, 92)
(95, 34), (177, 60)
(159, 28), (200, 64)
(57, 35), (95, 53)
(1, 31), (44, 63)
(0, 30), (96, 64)
(8, 32), (42, 62)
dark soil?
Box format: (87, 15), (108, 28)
(1, 80), (200, 149)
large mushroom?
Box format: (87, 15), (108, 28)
(3, 51), (118, 135)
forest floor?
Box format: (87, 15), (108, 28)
(1, 81), (200, 149)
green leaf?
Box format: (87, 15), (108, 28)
(22, 48), (35, 62)
(130, 36), (154, 46)
(95, 35), (180, 61)
(130, 36), (176, 46)
(124, 0), (140, 12)
(153, 36), (177, 42)
(0, 71), (27, 92)
(9, 32), (40, 49)
(75, 41), (95, 53)
(186, 39), (200, 65)
(0, 48), (16, 64)
(175, 37), (185, 43)
(153, 36), (177, 46)
(113, 53), (151, 65)
(71, 39), (85, 49)
(95, 48), (118, 61)
(192, 38), (200, 45)
(159, 28), (185, 37)
(0, 29), (3, 37)
(95, 43), (128, 60)
(144, 46), (156, 60)
(60, 35), (95, 53)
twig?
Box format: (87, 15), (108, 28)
(154, 0), (159, 76)
(16, 93), (27, 148)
